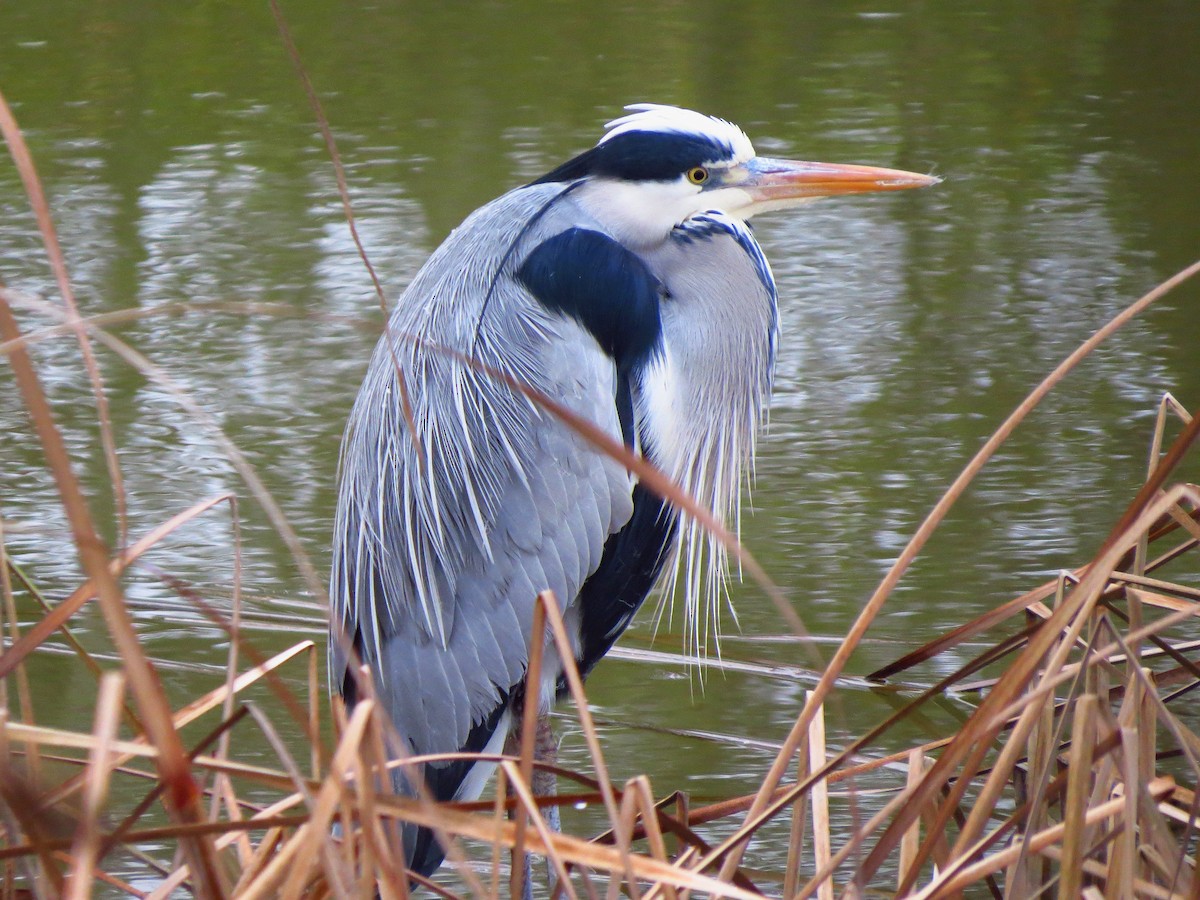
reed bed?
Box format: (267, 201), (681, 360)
(4, 54), (1200, 898)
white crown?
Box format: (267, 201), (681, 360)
(599, 104), (755, 165)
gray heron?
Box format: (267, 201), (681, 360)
(330, 104), (937, 877)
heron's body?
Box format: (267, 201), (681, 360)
(330, 105), (936, 877)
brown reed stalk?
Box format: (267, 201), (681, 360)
(898, 748), (924, 891)
(807, 692), (833, 900)
(510, 592), (548, 900)
(782, 726), (811, 898)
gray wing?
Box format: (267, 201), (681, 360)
(329, 184), (634, 766)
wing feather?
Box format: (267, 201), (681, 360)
(330, 185), (637, 769)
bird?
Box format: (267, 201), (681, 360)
(329, 103), (938, 878)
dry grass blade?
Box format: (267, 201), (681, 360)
(1114, 723), (1140, 896)
(64, 672), (124, 900)
(867, 568), (1087, 682)
(1058, 693), (1097, 899)
(783, 738), (811, 899)
(0, 510), (43, 840)
(717, 261), (1200, 881)
(0, 492), (234, 681)
(914, 778), (1177, 898)
(367, 793), (766, 900)
(502, 760), (576, 898)
(43, 641), (314, 809)
(624, 776), (675, 900)
(807, 692), (833, 900)
(898, 748), (925, 891)
(0, 292), (226, 897)
(885, 492), (1190, 895)
(511, 594), (549, 900)
(0, 709), (66, 892)
(237, 700), (374, 900)
(0, 87), (128, 547)
(536, 590), (643, 895)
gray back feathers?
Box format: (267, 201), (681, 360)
(331, 185), (634, 755)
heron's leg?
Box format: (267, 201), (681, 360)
(533, 714), (561, 885)
(504, 713), (560, 898)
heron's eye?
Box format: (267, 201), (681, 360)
(686, 167), (709, 185)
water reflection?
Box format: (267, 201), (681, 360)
(1, 0), (1199, 887)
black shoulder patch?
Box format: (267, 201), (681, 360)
(517, 228), (663, 376)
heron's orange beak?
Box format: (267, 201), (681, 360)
(742, 157), (940, 205)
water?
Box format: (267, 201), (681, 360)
(1, 0), (1198, 889)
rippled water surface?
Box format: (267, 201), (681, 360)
(2, 0), (1199, 887)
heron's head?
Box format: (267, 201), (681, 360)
(534, 103), (938, 248)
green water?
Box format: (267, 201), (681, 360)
(1, 0), (1199, 889)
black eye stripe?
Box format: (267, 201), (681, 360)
(532, 131), (733, 185)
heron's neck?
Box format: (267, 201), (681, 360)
(634, 214), (777, 658)
(574, 178), (702, 250)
